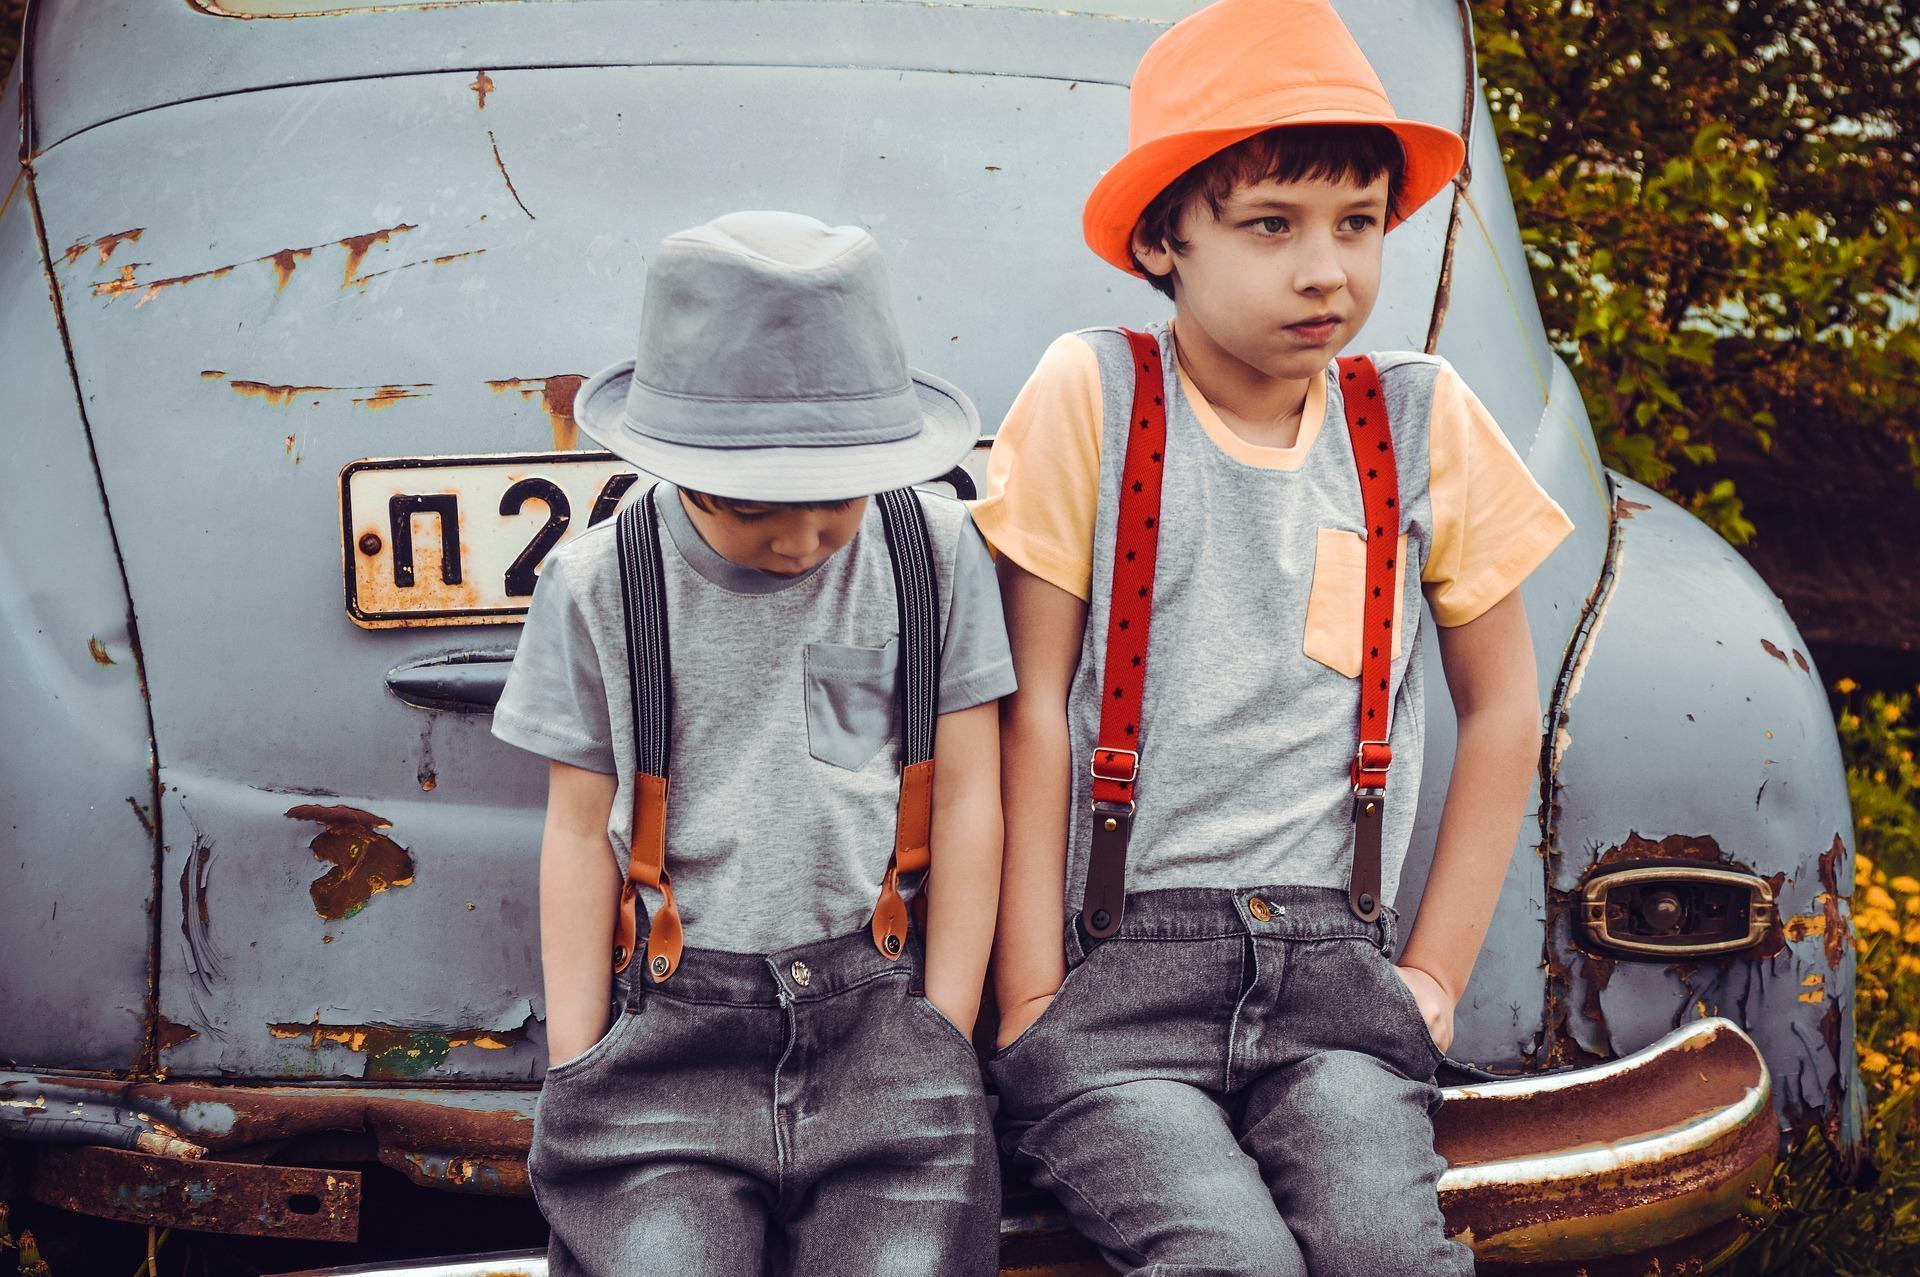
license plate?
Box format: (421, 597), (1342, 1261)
(340, 451), (647, 628)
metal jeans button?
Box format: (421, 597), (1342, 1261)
(1247, 896), (1273, 922)
(790, 960), (811, 987)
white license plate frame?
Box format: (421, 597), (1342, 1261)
(339, 451), (646, 629)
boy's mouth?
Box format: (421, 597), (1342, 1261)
(1284, 314), (1342, 344)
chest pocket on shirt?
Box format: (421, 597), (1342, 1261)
(1302, 529), (1409, 679)
(803, 638), (901, 771)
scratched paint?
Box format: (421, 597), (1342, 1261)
(90, 223), (416, 305)
(61, 227), (144, 266)
(268, 1020), (525, 1079)
(88, 636), (114, 665)
(201, 370), (435, 408)
(470, 70), (494, 108)
(283, 804), (416, 920)
(485, 374), (585, 449)
(487, 130), (536, 220)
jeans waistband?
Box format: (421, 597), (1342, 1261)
(625, 922), (924, 1009)
(1072, 885), (1398, 957)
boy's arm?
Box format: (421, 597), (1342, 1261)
(922, 701), (1004, 1035)
(1394, 589), (1543, 1052)
(540, 760), (621, 1068)
(991, 558), (1089, 1048)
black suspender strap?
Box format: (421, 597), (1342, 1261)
(871, 488), (941, 958)
(613, 485), (678, 979)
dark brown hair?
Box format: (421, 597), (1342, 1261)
(1131, 124), (1407, 300)
(680, 489), (860, 516)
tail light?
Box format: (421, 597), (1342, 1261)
(1580, 865), (1776, 958)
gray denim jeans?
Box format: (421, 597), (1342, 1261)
(987, 886), (1473, 1277)
(531, 926), (999, 1277)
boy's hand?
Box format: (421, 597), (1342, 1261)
(1393, 964), (1456, 1055)
(995, 990), (1057, 1049)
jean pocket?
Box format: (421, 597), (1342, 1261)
(1361, 943), (1443, 1073)
(803, 638), (900, 770)
(1302, 528), (1408, 678)
(541, 1005), (641, 1085)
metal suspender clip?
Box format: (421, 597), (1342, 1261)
(1090, 747), (1140, 788)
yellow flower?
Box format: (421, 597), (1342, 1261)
(1897, 1030), (1920, 1052)
(1903, 921), (1920, 945)
(1904, 895), (1920, 915)
(1837, 677), (1859, 694)
(1893, 876), (1920, 894)
(1885, 702), (1904, 724)
(1865, 1050), (1891, 1072)
(1867, 885), (1897, 912)
(1875, 770), (1889, 784)
(1859, 854), (1877, 875)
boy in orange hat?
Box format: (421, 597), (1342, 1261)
(972, 1), (1572, 1273)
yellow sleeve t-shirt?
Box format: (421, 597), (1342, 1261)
(971, 330), (1571, 627)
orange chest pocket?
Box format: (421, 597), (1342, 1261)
(1302, 528), (1409, 679)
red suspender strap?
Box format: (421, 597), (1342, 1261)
(1335, 355), (1399, 924)
(1081, 329), (1168, 940)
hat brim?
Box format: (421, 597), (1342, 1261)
(574, 361), (980, 502)
(1082, 114), (1466, 276)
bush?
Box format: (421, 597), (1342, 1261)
(1713, 687), (1920, 1274)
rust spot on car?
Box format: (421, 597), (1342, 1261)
(351, 385), (431, 409)
(339, 224), (417, 287)
(269, 247), (313, 291)
(471, 70), (494, 109)
(62, 227), (144, 266)
(93, 224), (416, 305)
(126, 796), (156, 837)
(1614, 495), (1652, 519)
(156, 1019), (199, 1051)
(1815, 834), (1850, 969)
(88, 636), (114, 665)
(229, 380), (342, 407)
(1792, 648), (1811, 672)
(1760, 638), (1789, 665)
(284, 804), (416, 921)
(348, 248), (486, 287)
(486, 374), (585, 449)
(268, 1019), (527, 1079)
(487, 129), (536, 220)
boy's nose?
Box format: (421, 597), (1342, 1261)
(1294, 233), (1347, 294)
(771, 524), (825, 561)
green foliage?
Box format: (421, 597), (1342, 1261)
(1472, 2), (1920, 543)
(1712, 687), (1920, 1275)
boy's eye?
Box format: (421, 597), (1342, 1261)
(1343, 214), (1379, 232)
(1254, 216), (1289, 234)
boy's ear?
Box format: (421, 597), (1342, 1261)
(1130, 220), (1176, 283)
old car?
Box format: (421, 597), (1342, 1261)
(0, 1), (1858, 1272)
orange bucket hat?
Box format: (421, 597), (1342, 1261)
(1083, 0), (1466, 275)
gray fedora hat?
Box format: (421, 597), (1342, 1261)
(575, 211), (979, 502)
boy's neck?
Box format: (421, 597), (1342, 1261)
(1169, 315), (1323, 451)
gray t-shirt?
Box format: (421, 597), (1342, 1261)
(491, 484), (1015, 953)
(974, 323), (1571, 912)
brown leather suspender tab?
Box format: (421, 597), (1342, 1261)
(870, 488), (941, 959)
(1334, 355), (1401, 923)
(614, 486), (681, 979)
(1081, 329), (1169, 940)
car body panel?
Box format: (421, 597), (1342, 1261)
(0, 72), (158, 1073)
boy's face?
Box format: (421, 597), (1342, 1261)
(1134, 172), (1389, 382)
(680, 493), (869, 577)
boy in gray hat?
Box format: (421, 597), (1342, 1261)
(491, 211), (1012, 1276)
